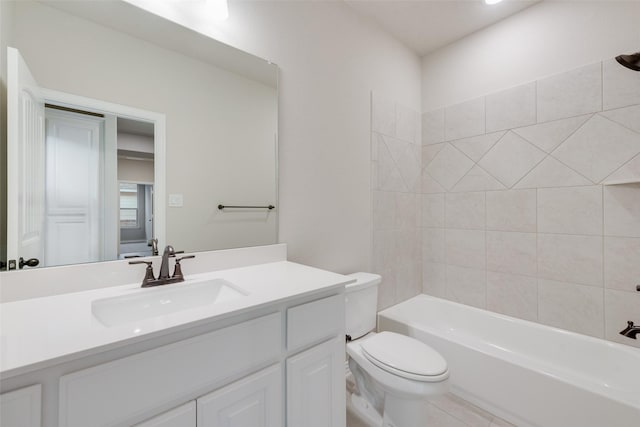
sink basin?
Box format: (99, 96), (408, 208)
(92, 278), (248, 327)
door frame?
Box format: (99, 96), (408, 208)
(40, 88), (167, 253)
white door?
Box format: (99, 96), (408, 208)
(134, 401), (196, 427)
(198, 365), (282, 427)
(287, 338), (346, 427)
(6, 47), (45, 269)
(44, 109), (104, 266)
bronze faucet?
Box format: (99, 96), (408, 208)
(129, 245), (195, 287)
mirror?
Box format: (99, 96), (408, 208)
(0, 0), (279, 271)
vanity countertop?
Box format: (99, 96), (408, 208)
(0, 261), (353, 379)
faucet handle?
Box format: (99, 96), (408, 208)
(172, 255), (195, 279)
(129, 260), (156, 286)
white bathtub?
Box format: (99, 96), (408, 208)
(378, 295), (640, 427)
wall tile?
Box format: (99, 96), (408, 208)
(423, 262), (447, 298)
(377, 138), (406, 192)
(372, 191), (396, 231)
(487, 231), (537, 276)
(422, 109), (445, 145)
(377, 269), (396, 311)
(396, 103), (419, 143)
(604, 289), (640, 349)
(537, 186), (602, 235)
(424, 144), (474, 190)
(478, 131), (546, 188)
(486, 82), (536, 132)
(451, 131), (505, 162)
(513, 114), (591, 153)
(604, 184), (640, 237)
(603, 154), (640, 184)
(538, 278), (604, 338)
(603, 58), (640, 111)
(600, 104), (640, 134)
(422, 143), (445, 166)
(422, 194), (445, 228)
(445, 192), (485, 230)
(604, 236), (640, 292)
(486, 189), (536, 232)
(396, 192), (419, 229)
(372, 92), (396, 136)
(451, 165), (505, 193)
(384, 136), (421, 192)
(372, 229), (396, 272)
(445, 97), (485, 141)
(552, 114), (640, 183)
(537, 62), (602, 122)
(538, 234), (603, 287)
(446, 265), (486, 309)
(423, 228), (445, 264)
(487, 271), (537, 321)
(396, 262), (421, 302)
(396, 229), (420, 264)
(514, 156), (593, 189)
(422, 171), (446, 194)
(446, 229), (485, 269)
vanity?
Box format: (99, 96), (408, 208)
(0, 244), (350, 426)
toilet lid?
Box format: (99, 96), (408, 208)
(361, 332), (447, 379)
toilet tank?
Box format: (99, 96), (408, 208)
(345, 272), (381, 340)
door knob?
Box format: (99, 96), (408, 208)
(18, 257), (40, 269)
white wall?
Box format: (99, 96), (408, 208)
(126, 0), (422, 274)
(422, 1), (640, 111)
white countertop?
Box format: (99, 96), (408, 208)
(0, 261), (352, 379)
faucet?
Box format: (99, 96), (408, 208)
(129, 245), (195, 287)
(619, 321), (640, 339)
(159, 245), (176, 280)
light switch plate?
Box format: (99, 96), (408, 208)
(168, 194), (183, 207)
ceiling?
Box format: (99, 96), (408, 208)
(344, 0), (540, 56)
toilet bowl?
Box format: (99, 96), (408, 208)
(345, 273), (449, 427)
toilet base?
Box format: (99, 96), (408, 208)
(350, 393), (383, 427)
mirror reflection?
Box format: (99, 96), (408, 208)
(1, 0), (279, 271)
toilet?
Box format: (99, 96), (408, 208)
(345, 272), (449, 427)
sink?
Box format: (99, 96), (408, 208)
(92, 278), (248, 327)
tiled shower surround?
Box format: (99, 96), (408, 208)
(372, 59), (640, 349)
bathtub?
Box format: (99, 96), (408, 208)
(378, 295), (640, 427)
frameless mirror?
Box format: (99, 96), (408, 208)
(0, 0), (278, 271)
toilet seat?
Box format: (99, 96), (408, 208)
(360, 331), (448, 382)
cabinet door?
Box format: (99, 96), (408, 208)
(287, 337), (345, 427)
(134, 401), (195, 427)
(198, 365), (282, 427)
(0, 384), (41, 427)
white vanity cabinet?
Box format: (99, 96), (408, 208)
(0, 384), (42, 427)
(135, 402), (196, 427)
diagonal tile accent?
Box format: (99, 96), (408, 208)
(513, 115), (591, 153)
(552, 114), (640, 183)
(602, 153), (640, 184)
(378, 137), (406, 192)
(424, 144), (474, 190)
(514, 156), (593, 189)
(395, 143), (421, 192)
(422, 143), (445, 167)
(422, 170), (445, 194)
(603, 58), (640, 111)
(478, 131), (546, 188)
(451, 131), (506, 162)
(537, 62), (602, 123)
(451, 165), (506, 192)
(600, 105), (640, 134)
(383, 135), (410, 165)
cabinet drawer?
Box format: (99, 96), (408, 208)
(135, 401), (196, 427)
(0, 384), (41, 427)
(287, 294), (344, 351)
(198, 364), (282, 427)
(59, 313), (281, 427)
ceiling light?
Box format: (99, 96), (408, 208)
(484, 0), (503, 5)
(206, 0), (228, 21)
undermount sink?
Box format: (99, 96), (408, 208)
(92, 278), (248, 327)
